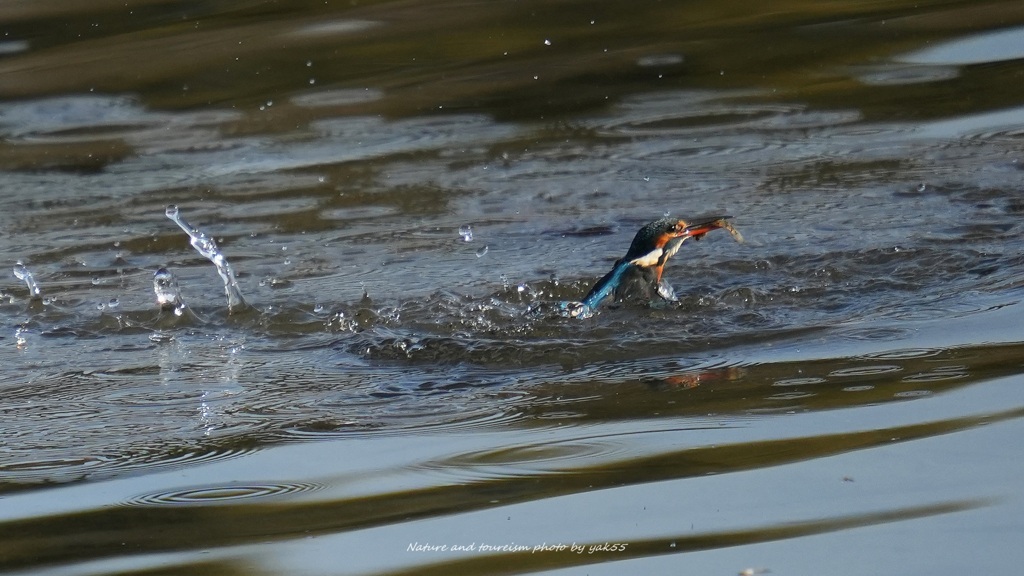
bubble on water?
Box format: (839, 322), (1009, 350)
(917, 183), (927, 192)
(92, 276), (102, 285)
(153, 267), (186, 315)
(458, 224), (473, 242)
(13, 261), (41, 299)
(313, 303), (325, 313)
(475, 245), (489, 258)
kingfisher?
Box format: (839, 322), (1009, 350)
(566, 215), (742, 317)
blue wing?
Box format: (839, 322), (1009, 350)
(581, 259), (633, 309)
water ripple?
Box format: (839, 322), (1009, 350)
(124, 481), (322, 506)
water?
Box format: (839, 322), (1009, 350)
(12, 261), (40, 299)
(2, 1), (1024, 574)
(164, 204), (247, 312)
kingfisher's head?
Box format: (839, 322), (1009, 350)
(623, 215), (736, 269)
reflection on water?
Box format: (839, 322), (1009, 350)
(3, 0), (1024, 574)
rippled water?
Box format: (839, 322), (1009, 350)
(2, 1), (1024, 574)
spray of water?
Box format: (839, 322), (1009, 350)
(165, 205), (246, 312)
(13, 261), (41, 299)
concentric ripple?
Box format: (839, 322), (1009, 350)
(124, 481), (322, 506)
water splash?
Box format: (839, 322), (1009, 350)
(13, 261), (41, 299)
(559, 300), (594, 319)
(458, 224), (473, 242)
(656, 279), (679, 302)
(153, 267), (186, 316)
(165, 205), (246, 312)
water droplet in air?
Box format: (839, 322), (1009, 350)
(458, 224), (473, 242)
(165, 207), (245, 312)
(544, 39), (551, 46)
(13, 261), (41, 298)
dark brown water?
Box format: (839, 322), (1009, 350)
(2, 1), (1024, 574)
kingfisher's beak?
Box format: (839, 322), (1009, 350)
(662, 216), (743, 259)
(682, 215), (743, 242)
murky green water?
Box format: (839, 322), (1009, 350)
(2, 1), (1024, 574)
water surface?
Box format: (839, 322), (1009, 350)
(2, 0), (1024, 574)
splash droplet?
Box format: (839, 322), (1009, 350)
(13, 261), (41, 299)
(165, 208), (246, 312)
(458, 224), (473, 242)
(475, 245), (489, 258)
